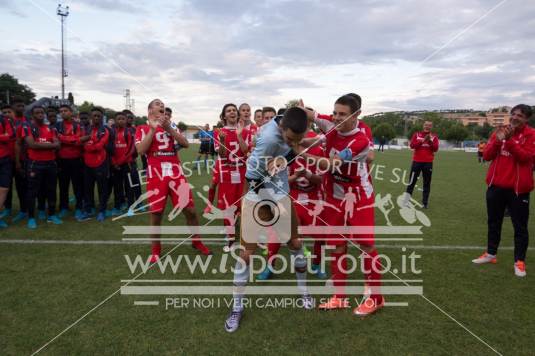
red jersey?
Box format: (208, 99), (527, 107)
(290, 131), (324, 193)
(21, 122), (57, 161)
(13, 116), (28, 161)
(484, 125), (535, 194)
(246, 124), (258, 137)
(135, 125), (179, 165)
(410, 131), (439, 162)
(83, 126), (109, 168)
(0, 117), (15, 159)
(213, 126), (250, 183)
(112, 127), (133, 166)
(57, 120), (83, 159)
(315, 116), (373, 201)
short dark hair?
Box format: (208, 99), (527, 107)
(123, 109), (134, 116)
(254, 109), (262, 115)
(115, 112), (126, 119)
(1, 105), (12, 111)
(345, 93), (362, 109)
(280, 107), (308, 134)
(220, 103), (238, 123)
(335, 94), (361, 113)
(79, 111), (89, 116)
(59, 104), (73, 112)
(239, 103), (250, 110)
(277, 108), (286, 116)
(91, 107), (104, 115)
(47, 106), (58, 112)
(262, 107), (276, 115)
(165, 107), (172, 113)
(31, 105), (44, 113)
(511, 104), (533, 119)
(12, 97), (24, 105)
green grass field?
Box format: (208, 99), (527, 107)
(1, 146), (534, 355)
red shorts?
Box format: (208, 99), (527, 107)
(146, 164), (194, 214)
(319, 193), (375, 247)
(290, 189), (323, 228)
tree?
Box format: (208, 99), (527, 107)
(474, 123), (493, 140)
(77, 101), (95, 113)
(445, 124), (469, 144)
(373, 123), (396, 142)
(0, 73), (36, 104)
(177, 121), (188, 132)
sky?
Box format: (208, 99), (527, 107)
(1, 0), (534, 125)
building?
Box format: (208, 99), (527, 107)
(454, 114), (487, 126)
(486, 106), (511, 127)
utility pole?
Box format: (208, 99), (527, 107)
(57, 4), (69, 99)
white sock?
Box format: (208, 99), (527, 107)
(232, 259), (249, 311)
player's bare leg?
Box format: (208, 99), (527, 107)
(183, 207), (212, 255)
(149, 212), (163, 262)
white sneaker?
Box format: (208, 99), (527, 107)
(224, 309), (243, 333)
(514, 261), (526, 277)
(300, 294), (315, 310)
(472, 252), (497, 264)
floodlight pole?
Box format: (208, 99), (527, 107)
(57, 4), (69, 99)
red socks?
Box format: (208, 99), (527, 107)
(151, 241), (161, 257)
(362, 249), (383, 303)
(313, 240), (324, 266)
(331, 251), (348, 298)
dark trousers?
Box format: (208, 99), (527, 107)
(486, 186), (529, 262)
(58, 157), (84, 210)
(111, 164), (134, 208)
(406, 161), (433, 205)
(127, 161), (142, 202)
(7, 161), (28, 212)
(84, 161), (109, 214)
(26, 160), (57, 218)
(37, 187), (46, 211)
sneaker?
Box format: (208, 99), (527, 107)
(0, 219), (7, 228)
(105, 210), (113, 218)
(514, 261), (526, 277)
(12, 212), (27, 223)
(224, 309), (243, 333)
(472, 252), (497, 264)
(353, 297), (385, 316)
(96, 212), (105, 222)
(37, 210), (47, 220)
(311, 264), (327, 279)
(318, 296), (350, 310)
(27, 218), (37, 229)
(77, 212), (91, 222)
(300, 294), (315, 310)
(74, 209), (83, 220)
(0, 208), (11, 219)
(47, 215), (63, 225)
(58, 209), (69, 218)
(257, 266), (273, 281)
(192, 241), (212, 255)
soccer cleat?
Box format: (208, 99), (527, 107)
(149, 254), (160, 263)
(353, 297), (385, 316)
(0, 219), (7, 228)
(27, 218), (37, 229)
(37, 210), (46, 220)
(77, 212), (91, 222)
(58, 209), (69, 218)
(303, 245), (312, 258)
(0, 208), (11, 219)
(96, 212), (105, 222)
(47, 215), (63, 225)
(224, 310), (243, 333)
(192, 241), (212, 255)
(257, 266), (273, 281)
(472, 252), (497, 264)
(311, 264), (327, 279)
(12, 212), (27, 223)
(300, 294), (315, 310)
(318, 296), (350, 310)
(514, 261), (526, 277)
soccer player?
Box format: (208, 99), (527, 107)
(78, 108), (110, 222)
(261, 106), (276, 126)
(57, 104), (85, 219)
(300, 94), (384, 316)
(257, 126), (327, 280)
(404, 121), (439, 209)
(110, 112), (135, 215)
(239, 103), (258, 137)
(211, 104), (250, 252)
(0, 109), (15, 227)
(11, 98), (30, 223)
(0, 105), (16, 220)
(472, 105), (535, 277)
(253, 109), (263, 127)
(46, 106), (58, 128)
(196, 123), (212, 167)
(135, 99), (211, 261)
(22, 106), (62, 229)
(224, 106), (312, 333)
(477, 139), (487, 163)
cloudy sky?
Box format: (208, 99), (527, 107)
(1, 0), (534, 124)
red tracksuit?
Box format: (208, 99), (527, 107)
(409, 131), (439, 162)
